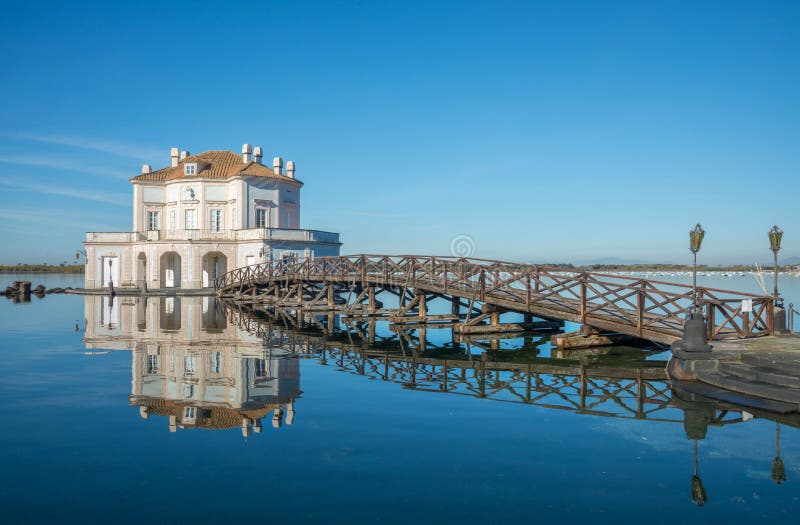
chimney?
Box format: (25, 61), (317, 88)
(273, 156), (283, 175)
(170, 147), (179, 167)
(142, 164), (152, 174)
(179, 150), (189, 161)
(253, 146), (263, 164)
(286, 161), (295, 178)
(242, 143), (253, 163)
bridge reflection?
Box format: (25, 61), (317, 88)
(82, 295), (798, 443)
(81, 295), (796, 496)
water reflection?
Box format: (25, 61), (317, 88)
(82, 296), (797, 500)
(85, 295), (300, 435)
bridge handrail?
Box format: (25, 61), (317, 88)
(214, 254), (775, 340)
(216, 254), (773, 298)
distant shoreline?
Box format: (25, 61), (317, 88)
(0, 265), (84, 274)
(544, 264), (796, 272)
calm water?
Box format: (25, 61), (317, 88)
(0, 273), (799, 524)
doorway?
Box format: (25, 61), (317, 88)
(101, 256), (119, 287)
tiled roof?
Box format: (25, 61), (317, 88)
(131, 150), (302, 185)
(132, 396), (280, 430)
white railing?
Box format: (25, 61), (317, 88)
(86, 228), (340, 243)
(85, 232), (144, 242)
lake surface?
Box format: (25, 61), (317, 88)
(0, 273), (799, 524)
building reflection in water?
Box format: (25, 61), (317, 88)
(84, 295), (301, 436)
(83, 296), (795, 500)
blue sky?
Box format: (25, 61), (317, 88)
(0, 0), (797, 265)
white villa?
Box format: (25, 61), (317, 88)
(84, 144), (341, 290)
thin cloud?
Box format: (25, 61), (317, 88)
(0, 208), (120, 230)
(0, 178), (128, 205)
(0, 154), (131, 179)
(3, 131), (162, 161)
(305, 210), (411, 220)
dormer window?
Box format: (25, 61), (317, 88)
(185, 163), (197, 176)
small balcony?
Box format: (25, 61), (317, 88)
(86, 228), (340, 244)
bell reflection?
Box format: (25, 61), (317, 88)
(83, 295), (301, 436)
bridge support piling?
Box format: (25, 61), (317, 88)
(551, 329), (634, 350)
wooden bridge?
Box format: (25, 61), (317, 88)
(215, 255), (776, 345)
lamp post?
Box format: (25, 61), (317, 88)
(672, 224), (712, 357)
(768, 225), (783, 306)
(689, 224), (705, 311)
(107, 258), (115, 297)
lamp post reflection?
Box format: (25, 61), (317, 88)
(772, 422), (786, 484)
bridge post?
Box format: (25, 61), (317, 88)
(525, 364), (532, 403)
(526, 274), (531, 308)
(636, 369), (644, 419)
(580, 366), (587, 409)
(706, 304), (715, 340)
(580, 273), (587, 324)
(367, 319), (376, 344)
(637, 280), (645, 337)
(451, 297), (460, 317)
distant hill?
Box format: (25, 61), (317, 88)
(781, 256), (800, 265)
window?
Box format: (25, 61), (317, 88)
(183, 406), (197, 423)
(209, 210), (222, 232)
(147, 211), (160, 231)
(184, 355), (197, 375)
(284, 203), (296, 228)
(182, 384), (195, 399)
(255, 358), (267, 378)
(209, 352), (222, 374)
(146, 354), (160, 374)
(255, 208), (267, 228)
(185, 163), (196, 176)
(169, 209), (176, 232)
(185, 209), (197, 229)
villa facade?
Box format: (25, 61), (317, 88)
(84, 144), (341, 290)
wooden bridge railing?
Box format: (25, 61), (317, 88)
(215, 255), (775, 342)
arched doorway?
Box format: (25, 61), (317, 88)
(202, 252), (227, 288)
(159, 296), (181, 331)
(160, 252), (181, 288)
(136, 253), (147, 290)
